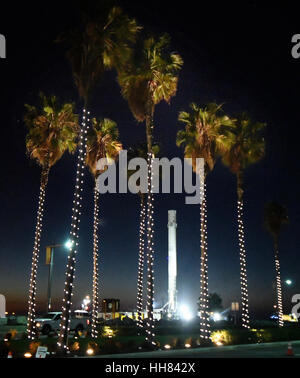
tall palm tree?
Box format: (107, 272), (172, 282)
(264, 202), (289, 327)
(177, 103), (233, 341)
(118, 34), (183, 344)
(128, 143), (160, 331)
(24, 94), (79, 339)
(221, 113), (266, 328)
(57, 6), (140, 350)
(86, 118), (122, 338)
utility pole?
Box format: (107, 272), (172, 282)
(46, 244), (63, 313)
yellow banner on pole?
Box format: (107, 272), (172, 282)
(46, 247), (52, 265)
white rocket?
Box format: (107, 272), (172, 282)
(168, 210), (177, 318)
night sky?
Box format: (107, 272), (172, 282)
(0, 1), (299, 319)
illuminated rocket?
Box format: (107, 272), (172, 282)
(168, 210), (177, 318)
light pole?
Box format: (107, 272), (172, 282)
(46, 241), (71, 313)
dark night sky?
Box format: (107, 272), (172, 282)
(0, 1), (299, 318)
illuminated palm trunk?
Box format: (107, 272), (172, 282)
(91, 183), (100, 338)
(58, 108), (90, 351)
(237, 171), (250, 329)
(27, 165), (49, 339)
(136, 194), (146, 330)
(145, 108), (156, 345)
(199, 182), (210, 340)
(274, 239), (284, 327)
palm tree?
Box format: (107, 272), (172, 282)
(264, 202), (288, 327)
(221, 113), (266, 328)
(57, 6), (140, 350)
(86, 118), (122, 338)
(118, 34), (183, 344)
(177, 103), (233, 341)
(24, 94), (79, 339)
(128, 143), (160, 331)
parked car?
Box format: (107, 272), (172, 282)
(35, 311), (90, 335)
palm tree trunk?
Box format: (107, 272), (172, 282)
(199, 181), (210, 340)
(58, 106), (90, 351)
(145, 107), (156, 345)
(136, 193), (146, 330)
(274, 237), (284, 327)
(91, 182), (100, 338)
(27, 164), (50, 339)
(236, 171), (250, 328)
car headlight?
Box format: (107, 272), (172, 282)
(36, 322), (41, 328)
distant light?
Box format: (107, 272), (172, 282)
(213, 312), (222, 322)
(65, 239), (73, 250)
(216, 341), (223, 346)
(185, 343), (191, 348)
(179, 305), (193, 321)
(285, 279), (292, 286)
(164, 344), (171, 350)
(24, 352), (32, 358)
(86, 348), (94, 356)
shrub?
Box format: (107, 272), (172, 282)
(101, 339), (119, 354)
(29, 341), (41, 354)
(211, 330), (232, 346)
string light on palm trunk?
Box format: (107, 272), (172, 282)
(137, 196), (146, 329)
(199, 182), (210, 340)
(27, 167), (49, 339)
(91, 184), (100, 338)
(237, 200), (250, 329)
(145, 151), (156, 345)
(57, 109), (90, 350)
(275, 254), (284, 327)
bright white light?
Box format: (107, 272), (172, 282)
(185, 343), (191, 348)
(213, 312), (222, 322)
(86, 348), (94, 356)
(65, 239), (73, 250)
(164, 344), (171, 350)
(286, 279), (292, 286)
(179, 304), (193, 321)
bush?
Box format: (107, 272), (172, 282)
(117, 326), (138, 337)
(172, 337), (185, 349)
(211, 326), (300, 346)
(101, 339), (119, 354)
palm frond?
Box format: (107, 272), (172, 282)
(24, 94), (79, 168)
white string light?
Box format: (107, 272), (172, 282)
(237, 200), (250, 329)
(199, 182), (210, 340)
(27, 166), (49, 339)
(145, 151), (156, 346)
(136, 195), (146, 330)
(91, 184), (100, 338)
(274, 251), (284, 327)
(57, 109), (90, 350)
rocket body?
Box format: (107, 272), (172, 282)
(168, 210), (177, 317)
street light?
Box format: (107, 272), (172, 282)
(65, 239), (73, 250)
(46, 241), (70, 313)
(285, 279), (293, 286)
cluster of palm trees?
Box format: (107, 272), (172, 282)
(24, 3), (288, 350)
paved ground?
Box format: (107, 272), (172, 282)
(94, 340), (300, 358)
